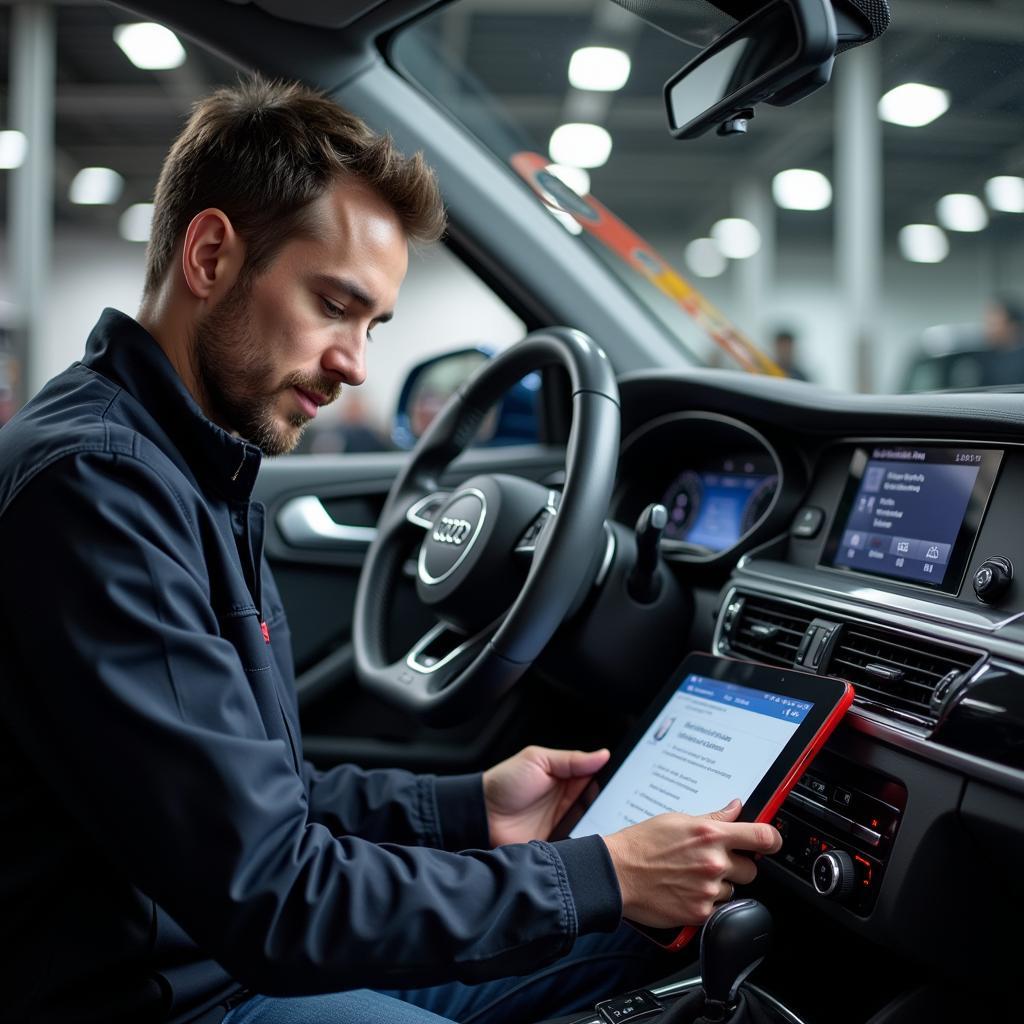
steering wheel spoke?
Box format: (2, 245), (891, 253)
(405, 620), (490, 675)
(406, 491), (451, 530)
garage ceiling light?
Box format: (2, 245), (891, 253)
(772, 168), (832, 211)
(685, 238), (727, 278)
(120, 202), (154, 242)
(899, 224), (949, 263)
(985, 175), (1024, 213)
(69, 167), (124, 205)
(878, 83), (949, 127)
(568, 47), (631, 92)
(549, 123), (612, 169)
(936, 193), (988, 232)
(113, 22), (186, 70)
(710, 218), (761, 259)
(547, 164), (591, 197)
(0, 130), (26, 169)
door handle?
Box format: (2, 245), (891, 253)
(277, 495), (378, 551)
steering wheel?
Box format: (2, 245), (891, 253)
(353, 327), (620, 724)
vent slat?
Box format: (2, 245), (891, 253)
(725, 595), (815, 670)
(831, 621), (982, 723)
(724, 593), (983, 726)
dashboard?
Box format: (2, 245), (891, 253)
(604, 370), (1024, 1001)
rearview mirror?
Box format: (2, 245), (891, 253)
(665, 0), (837, 139)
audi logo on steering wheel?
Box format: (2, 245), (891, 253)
(432, 516), (473, 545)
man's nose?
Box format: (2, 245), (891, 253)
(322, 332), (367, 387)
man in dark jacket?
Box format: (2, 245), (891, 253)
(0, 78), (779, 1024)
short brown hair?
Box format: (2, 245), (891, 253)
(144, 75), (446, 295)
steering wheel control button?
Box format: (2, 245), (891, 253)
(972, 555), (1012, 603)
(595, 990), (662, 1024)
(515, 511), (550, 554)
(813, 850), (856, 901)
(791, 506), (824, 538)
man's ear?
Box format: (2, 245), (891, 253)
(180, 208), (244, 301)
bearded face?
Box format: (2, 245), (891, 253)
(191, 277), (341, 456)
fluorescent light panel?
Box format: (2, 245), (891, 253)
(899, 224), (948, 263)
(568, 47), (631, 92)
(878, 83), (949, 127)
(685, 238), (726, 278)
(549, 123), (612, 169)
(710, 218), (761, 259)
(936, 193), (988, 232)
(0, 130), (26, 169)
(120, 202), (154, 242)
(69, 166), (124, 205)
(114, 22), (186, 70)
(772, 168), (832, 211)
(986, 176), (1024, 213)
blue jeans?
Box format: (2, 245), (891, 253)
(223, 924), (684, 1024)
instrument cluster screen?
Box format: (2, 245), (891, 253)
(822, 446), (1003, 592)
(660, 455), (778, 552)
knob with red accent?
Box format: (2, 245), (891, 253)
(812, 850), (856, 901)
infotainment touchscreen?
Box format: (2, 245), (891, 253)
(821, 445), (1002, 593)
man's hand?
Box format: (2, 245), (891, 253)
(602, 799), (783, 928)
(483, 745), (610, 846)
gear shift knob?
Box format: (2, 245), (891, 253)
(699, 900), (773, 1020)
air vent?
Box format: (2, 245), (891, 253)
(724, 595), (815, 667)
(828, 624), (982, 724)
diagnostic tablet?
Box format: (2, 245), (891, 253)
(551, 652), (853, 950)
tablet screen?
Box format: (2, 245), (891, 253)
(569, 673), (815, 838)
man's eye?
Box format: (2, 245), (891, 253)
(321, 296), (344, 319)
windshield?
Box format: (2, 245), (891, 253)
(395, 0), (1024, 394)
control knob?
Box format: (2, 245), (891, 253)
(812, 849), (855, 902)
(973, 556), (1013, 604)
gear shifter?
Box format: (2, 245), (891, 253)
(658, 900), (773, 1023)
(699, 900), (773, 1020)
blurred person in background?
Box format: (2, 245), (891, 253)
(307, 392), (389, 453)
(978, 295), (1024, 386)
(771, 327), (810, 382)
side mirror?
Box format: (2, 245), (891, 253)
(392, 347), (541, 450)
(664, 0), (837, 139)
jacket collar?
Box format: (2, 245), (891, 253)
(83, 308), (262, 500)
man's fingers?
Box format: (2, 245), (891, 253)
(722, 821), (783, 855)
(715, 879), (736, 904)
(702, 798), (742, 822)
(534, 746), (610, 779)
(726, 853), (759, 887)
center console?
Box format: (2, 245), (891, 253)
(700, 436), (1024, 999)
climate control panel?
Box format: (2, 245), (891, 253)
(769, 748), (905, 916)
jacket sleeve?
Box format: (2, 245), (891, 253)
(301, 760), (492, 852)
(0, 451), (621, 995)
